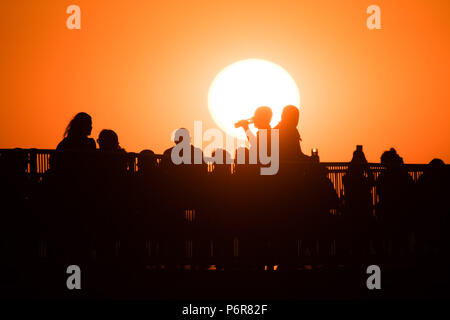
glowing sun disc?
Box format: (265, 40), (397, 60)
(208, 59), (300, 140)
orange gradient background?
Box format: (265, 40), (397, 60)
(0, 0), (449, 163)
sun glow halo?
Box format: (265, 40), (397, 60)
(208, 59), (300, 141)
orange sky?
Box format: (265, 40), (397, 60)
(0, 0), (449, 163)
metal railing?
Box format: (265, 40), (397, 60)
(0, 148), (443, 267)
(0, 148), (427, 200)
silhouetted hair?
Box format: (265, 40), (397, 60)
(429, 158), (445, 168)
(252, 106), (272, 125)
(381, 148), (404, 167)
(276, 105), (299, 129)
(64, 112), (92, 138)
(98, 129), (120, 151)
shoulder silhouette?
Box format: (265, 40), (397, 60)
(274, 105), (310, 164)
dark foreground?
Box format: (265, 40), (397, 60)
(2, 262), (450, 300)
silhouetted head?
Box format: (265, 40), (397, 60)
(278, 105), (299, 129)
(98, 129), (120, 151)
(429, 158), (445, 168)
(426, 158), (446, 177)
(173, 128), (191, 145)
(349, 147), (368, 174)
(64, 112), (92, 138)
(381, 148), (404, 169)
(351, 149), (367, 163)
(252, 106), (272, 129)
(138, 149), (157, 172)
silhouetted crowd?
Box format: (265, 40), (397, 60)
(1, 111), (449, 272)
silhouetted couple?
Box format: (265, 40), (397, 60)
(56, 112), (125, 153)
(53, 112), (127, 174)
(236, 105), (310, 165)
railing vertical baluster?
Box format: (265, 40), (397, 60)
(29, 149), (37, 182)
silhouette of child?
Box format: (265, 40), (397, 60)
(97, 129), (127, 176)
(97, 129), (125, 152)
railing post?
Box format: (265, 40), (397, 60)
(29, 148), (38, 181)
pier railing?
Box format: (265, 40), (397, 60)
(0, 148), (427, 203)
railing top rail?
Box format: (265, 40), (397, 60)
(0, 148), (436, 168)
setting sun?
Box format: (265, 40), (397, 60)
(1, 0), (450, 304)
(208, 59), (300, 140)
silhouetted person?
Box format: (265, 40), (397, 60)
(49, 113), (99, 266)
(235, 106), (273, 165)
(56, 112), (96, 151)
(161, 128), (205, 170)
(376, 148), (414, 258)
(416, 158), (450, 259)
(97, 129), (125, 152)
(160, 129), (207, 268)
(303, 163), (339, 264)
(92, 129), (130, 263)
(274, 105), (310, 164)
(52, 112), (96, 176)
(127, 149), (162, 268)
(96, 129), (128, 175)
(342, 146), (374, 258)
